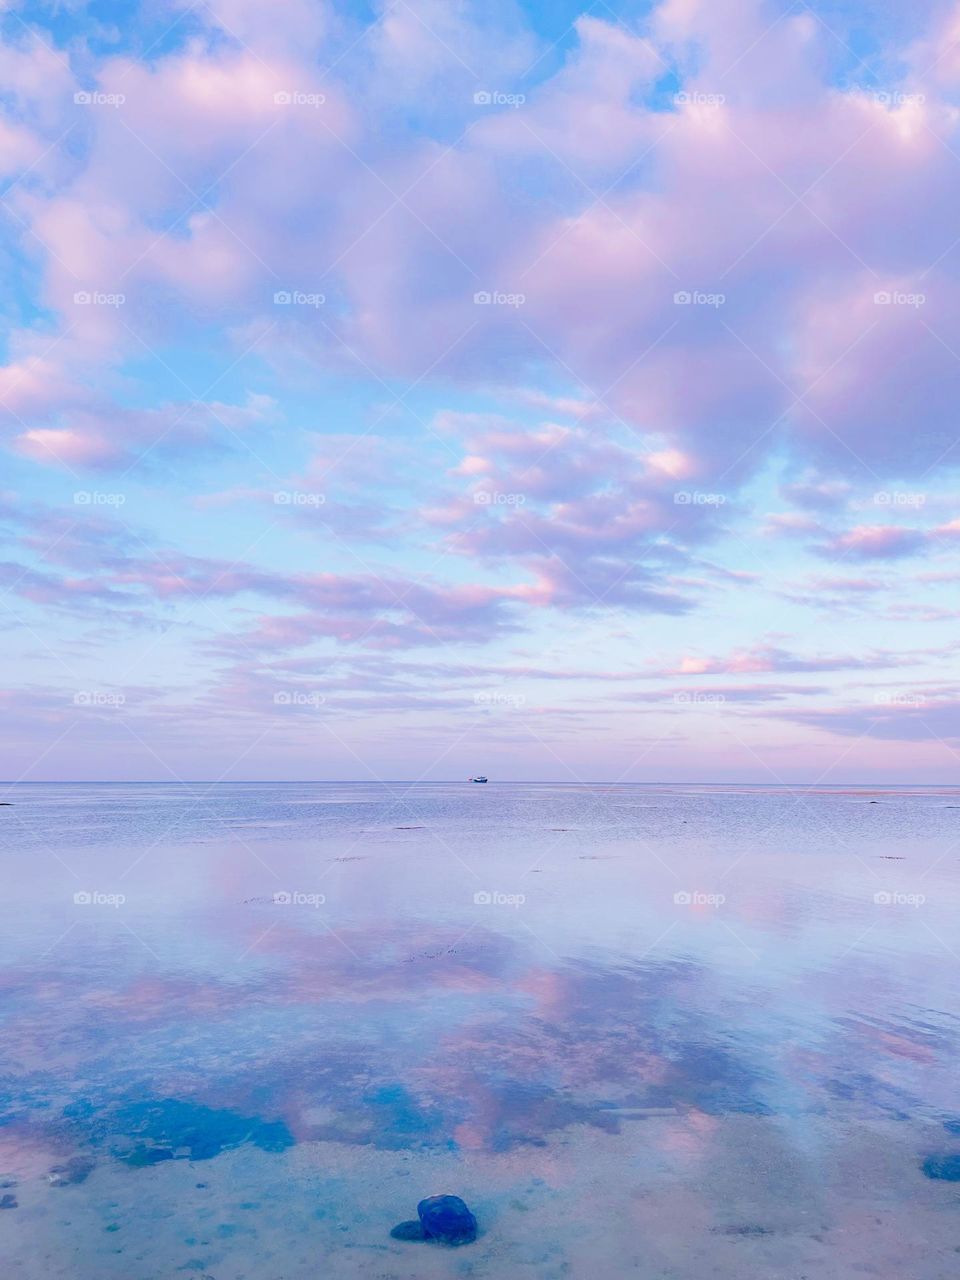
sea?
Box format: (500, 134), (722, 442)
(1, 780), (959, 1278)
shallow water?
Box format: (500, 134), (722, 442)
(2, 781), (960, 1278)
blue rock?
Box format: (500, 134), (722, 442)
(391, 1194), (478, 1246)
(418, 1194), (478, 1244)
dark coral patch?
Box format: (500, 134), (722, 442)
(922, 1154), (960, 1181)
(110, 1099), (294, 1166)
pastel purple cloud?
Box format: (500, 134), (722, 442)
(1, 0), (959, 780)
(2, 0), (959, 486)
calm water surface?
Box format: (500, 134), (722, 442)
(1, 782), (960, 1278)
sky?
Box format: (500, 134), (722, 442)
(0, 0), (958, 783)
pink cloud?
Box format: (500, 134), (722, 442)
(819, 525), (927, 560)
(5, 0), (960, 499)
(661, 643), (926, 677)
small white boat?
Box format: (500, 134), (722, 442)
(469, 775), (488, 784)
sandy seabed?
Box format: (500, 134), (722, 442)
(5, 1112), (960, 1280)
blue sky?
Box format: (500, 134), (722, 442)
(0, 0), (958, 781)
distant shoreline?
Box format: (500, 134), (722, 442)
(1, 780), (957, 790)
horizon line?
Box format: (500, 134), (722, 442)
(1, 780), (957, 788)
